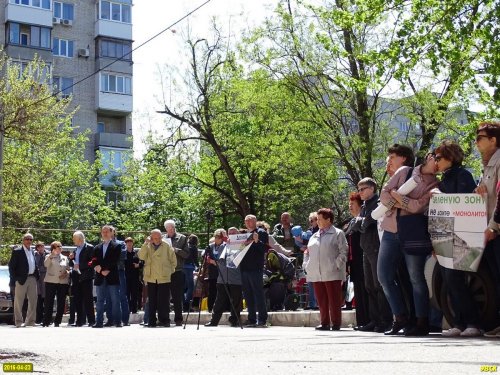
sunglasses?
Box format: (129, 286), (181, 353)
(358, 186), (370, 192)
(476, 134), (491, 142)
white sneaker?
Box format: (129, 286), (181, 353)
(460, 327), (482, 337)
(484, 326), (500, 338)
(442, 327), (462, 337)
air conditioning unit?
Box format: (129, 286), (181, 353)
(53, 17), (61, 24)
(61, 19), (73, 26)
(78, 48), (90, 58)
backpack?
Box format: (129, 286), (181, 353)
(267, 250), (295, 280)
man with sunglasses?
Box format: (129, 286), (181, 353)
(474, 122), (500, 337)
(8, 233), (39, 327)
(352, 178), (392, 332)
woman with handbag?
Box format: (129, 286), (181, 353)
(43, 241), (70, 327)
(378, 153), (439, 336)
(432, 140), (482, 337)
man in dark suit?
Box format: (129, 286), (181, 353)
(163, 219), (189, 326)
(8, 233), (39, 327)
(72, 231), (96, 327)
(34, 242), (49, 324)
(91, 225), (122, 328)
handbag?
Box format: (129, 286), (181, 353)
(397, 213), (432, 256)
(396, 167), (432, 256)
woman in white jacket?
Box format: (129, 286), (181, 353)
(304, 208), (348, 331)
(43, 241), (70, 327)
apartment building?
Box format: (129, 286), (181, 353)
(0, 0), (133, 198)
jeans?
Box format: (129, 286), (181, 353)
(241, 270), (267, 324)
(378, 231), (429, 318)
(96, 280), (120, 325)
(307, 282), (317, 308)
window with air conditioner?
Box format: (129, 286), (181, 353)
(53, 2), (74, 20)
(53, 38), (74, 57)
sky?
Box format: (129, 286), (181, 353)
(132, 0), (276, 154)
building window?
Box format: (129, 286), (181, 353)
(101, 73), (132, 95)
(11, 60), (51, 82)
(53, 38), (74, 57)
(7, 23), (51, 49)
(10, 0), (50, 9)
(99, 1), (131, 23)
(399, 122), (410, 132)
(99, 39), (132, 60)
(97, 122), (105, 133)
(53, 76), (73, 97)
(53, 1), (74, 20)
(99, 147), (130, 186)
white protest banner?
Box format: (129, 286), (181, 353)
(221, 233), (251, 268)
(428, 194), (487, 272)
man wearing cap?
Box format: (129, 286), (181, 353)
(8, 233), (39, 327)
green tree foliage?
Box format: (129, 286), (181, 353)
(0, 55), (108, 262)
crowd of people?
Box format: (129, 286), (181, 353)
(6, 121), (500, 338)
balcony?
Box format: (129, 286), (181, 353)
(94, 132), (132, 150)
(95, 19), (132, 40)
(6, 3), (53, 27)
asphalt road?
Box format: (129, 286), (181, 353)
(0, 323), (499, 375)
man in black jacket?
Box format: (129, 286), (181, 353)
(72, 231), (95, 327)
(164, 220), (189, 326)
(8, 233), (39, 327)
(352, 178), (392, 332)
(91, 225), (122, 328)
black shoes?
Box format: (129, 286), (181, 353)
(104, 321), (114, 327)
(315, 325), (330, 331)
(159, 322), (171, 328)
(92, 323), (103, 328)
(115, 324), (122, 328)
(204, 322), (218, 327)
(385, 319), (408, 335)
(331, 325), (340, 331)
(358, 322), (376, 332)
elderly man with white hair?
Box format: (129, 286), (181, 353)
(71, 230), (96, 327)
(139, 229), (177, 327)
(164, 219), (189, 326)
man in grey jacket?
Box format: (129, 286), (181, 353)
(352, 177), (392, 332)
(164, 220), (189, 326)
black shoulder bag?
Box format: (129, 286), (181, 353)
(396, 168), (432, 256)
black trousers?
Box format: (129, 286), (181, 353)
(211, 284), (242, 325)
(207, 279), (218, 312)
(364, 251), (392, 326)
(170, 270), (185, 323)
(43, 282), (69, 325)
(148, 281), (170, 325)
(74, 278), (95, 325)
(126, 274), (141, 313)
(36, 295), (44, 324)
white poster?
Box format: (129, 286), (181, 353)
(428, 194), (487, 272)
(221, 233), (251, 268)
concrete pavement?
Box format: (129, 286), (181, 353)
(0, 323), (498, 375)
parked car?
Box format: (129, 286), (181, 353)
(0, 265), (14, 323)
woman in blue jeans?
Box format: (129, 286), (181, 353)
(378, 153), (438, 336)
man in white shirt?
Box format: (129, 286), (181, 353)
(8, 233), (39, 327)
